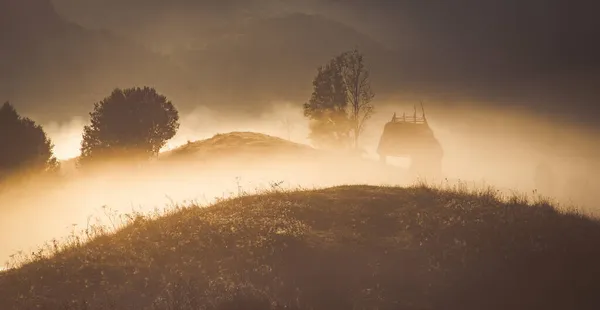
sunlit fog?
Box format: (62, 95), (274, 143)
(1, 97), (598, 266)
(1, 0), (599, 274)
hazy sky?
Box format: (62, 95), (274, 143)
(56, 0), (599, 72)
(3, 0), (599, 129)
(327, 1), (600, 117)
(48, 0), (600, 122)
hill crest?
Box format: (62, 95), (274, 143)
(1, 184), (599, 309)
(161, 131), (316, 160)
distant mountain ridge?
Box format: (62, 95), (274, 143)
(176, 12), (399, 113)
(1, 0), (190, 123)
(1, 0), (64, 38)
(3, 1), (399, 122)
(9, 0), (599, 129)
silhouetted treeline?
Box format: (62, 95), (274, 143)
(0, 48), (378, 181)
(0, 86), (180, 181)
(0, 102), (58, 181)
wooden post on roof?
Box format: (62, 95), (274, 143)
(413, 104), (417, 123)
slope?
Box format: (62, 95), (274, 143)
(1, 185), (599, 309)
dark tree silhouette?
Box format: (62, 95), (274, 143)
(79, 87), (180, 165)
(0, 102), (58, 179)
(303, 54), (351, 149)
(303, 49), (374, 150)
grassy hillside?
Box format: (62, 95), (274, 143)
(1, 184), (599, 309)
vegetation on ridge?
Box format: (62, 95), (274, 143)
(1, 183), (599, 310)
(79, 87), (180, 166)
(0, 102), (58, 182)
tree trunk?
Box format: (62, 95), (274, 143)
(354, 123), (359, 149)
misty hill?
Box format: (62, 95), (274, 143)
(0, 0), (188, 123)
(57, 132), (318, 171)
(158, 131), (412, 187)
(56, 131), (404, 184)
(1, 185), (599, 309)
(161, 131), (318, 162)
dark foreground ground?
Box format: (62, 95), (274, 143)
(1, 185), (599, 310)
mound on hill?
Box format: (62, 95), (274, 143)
(157, 131), (408, 186)
(1, 185), (599, 310)
(160, 132), (318, 162)
(56, 132), (319, 175)
(59, 132), (321, 168)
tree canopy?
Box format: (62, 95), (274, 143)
(303, 49), (374, 150)
(0, 102), (58, 179)
(79, 87), (180, 165)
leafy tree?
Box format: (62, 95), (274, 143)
(79, 87), (180, 165)
(303, 49), (374, 150)
(303, 55), (352, 149)
(0, 102), (58, 179)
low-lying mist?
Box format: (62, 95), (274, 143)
(1, 99), (598, 267)
(0, 148), (412, 267)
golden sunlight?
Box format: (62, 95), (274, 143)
(43, 118), (87, 160)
